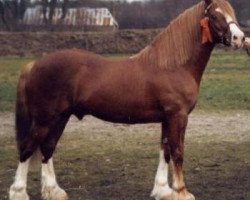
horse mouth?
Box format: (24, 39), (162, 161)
(231, 41), (244, 49)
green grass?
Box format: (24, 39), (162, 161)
(0, 50), (249, 111)
(198, 50), (250, 110)
(0, 57), (33, 111)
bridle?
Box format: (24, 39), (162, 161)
(204, 2), (249, 56)
(204, 2), (238, 46)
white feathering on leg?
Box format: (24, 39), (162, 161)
(151, 150), (172, 200)
(9, 159), (30, 200)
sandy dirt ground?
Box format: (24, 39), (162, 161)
(1, 110), (249, 142)
(0, 110), (249, 200)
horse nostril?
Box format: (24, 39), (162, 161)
(233, 35), (238, 40)
(242, 36), (245, 42)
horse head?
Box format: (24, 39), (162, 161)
(203, 0), (245, 49)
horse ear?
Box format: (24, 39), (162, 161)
(204, 0), (213, 5)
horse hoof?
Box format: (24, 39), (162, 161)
(42, 186), (68, 200)
(161, 195), (172, 200)
(172, 190), (195, 200)
(9, 184), (30, 200)
(151, 184), (173, 200)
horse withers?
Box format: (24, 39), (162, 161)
(9, 0), (245, 200)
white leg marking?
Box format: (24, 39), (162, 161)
(172, 163), (195, 200)
(9, 159), (30, 200)
(41, 158), (68, 200)
(172, 163), (185, 191)
(151, 150), (172, 200)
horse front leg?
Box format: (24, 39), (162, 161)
(151, 122), (172, 200)
(168, 112), (195, 200)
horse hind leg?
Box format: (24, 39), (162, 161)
(9, 147), (45, 200)
(10, 114), (69, 200)
(9, 159), (30, 200)
(9, 146), (38, 200)
(9, 123), (48, 200)
(40, 115), (70, 200)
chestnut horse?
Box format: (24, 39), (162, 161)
(9, 0), (245, 200)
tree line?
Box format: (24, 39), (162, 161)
(0, 0), (249, 31)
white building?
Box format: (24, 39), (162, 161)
(23, 5), (118, 30)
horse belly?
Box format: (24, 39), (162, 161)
(81, 97), (164, 124)
(91, 109), (164, 124)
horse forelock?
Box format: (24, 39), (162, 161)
(214, 0), (237, 21)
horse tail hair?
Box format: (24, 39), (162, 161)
(15, 61), (39, 166)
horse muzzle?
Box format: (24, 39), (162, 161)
(228, 22), (245, 49)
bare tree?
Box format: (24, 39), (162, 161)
(42, 0), (69, 25)
(61, 0), (69, 20)
(0, 0), (10, 30)
(0, 0), (28, 31)
(48, 0), (57, 24)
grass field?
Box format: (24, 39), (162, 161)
(198, 49), (250, 110)
(0, 50), (250, 111)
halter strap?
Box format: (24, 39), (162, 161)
(205, 2), (213, 14)
(227, 21), (238, 26)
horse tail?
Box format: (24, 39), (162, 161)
(15, 61), (41, 170)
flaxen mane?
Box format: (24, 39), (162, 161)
(215, 0), (237, 21)
(133, 0), (236, 69)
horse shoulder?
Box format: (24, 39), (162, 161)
(149, 68), (198, 115)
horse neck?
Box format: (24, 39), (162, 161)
(186, 42), (215, 86)
(135, 2), (215, 85)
